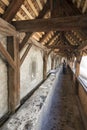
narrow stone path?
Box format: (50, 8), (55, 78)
(1, 72), (56, 130)
(35, 68), (84, 130)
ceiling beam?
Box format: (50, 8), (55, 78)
(2, 0), (25, 22)
(19, 0), (50, 52)
(37, 0), (50, 19)
(13, 15), (87, 32)
(30, 38), (47, 51)
(20, 44), (32, 65)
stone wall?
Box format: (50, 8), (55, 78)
(20, 45), (43, 99)
(0, 35), (8, 118)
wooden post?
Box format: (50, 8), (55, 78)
(51, 54), (54, 69)
(43, 51), (48, 80)
(74, 52), (82, 94)
(7, 36), (20, 112)
(75, 53), (82, 77)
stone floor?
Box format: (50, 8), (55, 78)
(35, 68), (84, 130)
(1, 67), (84, 130)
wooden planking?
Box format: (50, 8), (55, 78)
(39, 32), (49, 43)
(0, 18), (18, 36)
(21, 5), (34, 19)
(36, 0), (43, 10)
(0, 42), (16, 69)
(20, 44), (32, 65)
(2, 0), (25, 22)
(27, 0), (38, 16)
(37, 0), (50, 19)
(1, 0), (9, 5)
(13, 15), (87, 32)
(0, 7), (4, 14)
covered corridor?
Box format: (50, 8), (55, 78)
(0, 0), (87, 130)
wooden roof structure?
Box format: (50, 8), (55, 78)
(0, 0), (87, 57)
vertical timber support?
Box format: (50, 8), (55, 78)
(43, 51), (48, 80)
(51, 54), (54, 70)
(75, 52), (82, 94)
(75, 53), (82, 77)
(7, 36), (20, 112)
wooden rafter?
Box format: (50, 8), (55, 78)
(21, 5), (34, 19)
(45, 32), (59, 46)
(0, 18), (17, 36)
(20, 44), (32, 65)
(13, 15), (87, 32)
(19, 33), (31, 51)
(30, 38), (47, 50)
(27, 0), (38, 16)
(19, 0), (50, 51)
(36, 0), (43, 10)
(2, 0), (25, 22)
(39, 32), (49, 43)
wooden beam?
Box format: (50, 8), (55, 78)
(2, 0), (25, 22)
(20, 44), (32, 65)
(78, 40), (87, 50)
(51, 0), (63, 17)
(66, 0), (81, 14)
(19, 33), (31, 52)
(30, 38), (47, 50)
(19, 0), (50, 51)
(0, 42), (16, 69)
(37, 0), (50, 19)
(13, 15), (87, 32)
(0, 18), (18, 36)
(43, 51), (48, 80)
(7, 36), (20, 112)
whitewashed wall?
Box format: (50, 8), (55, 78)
(0, 35), (8, 118)
(20, 46), (43, 99)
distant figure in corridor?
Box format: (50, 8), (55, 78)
(63, 60), (66, 74)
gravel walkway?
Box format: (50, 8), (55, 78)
(35, 68), (84, 130)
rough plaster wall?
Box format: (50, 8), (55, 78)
(47, 55), (51, 73)
(20, 46), (43, 99)
(0, 35), (8, 118)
